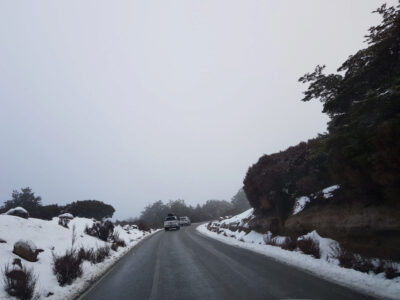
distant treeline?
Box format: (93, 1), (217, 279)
(1, 187), (250, 228)
(117, 189), (250, 228)
(0, 187), (115, 220)
(244, 3), (400, 223)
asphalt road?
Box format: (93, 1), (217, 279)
(80, 225), (374, 300)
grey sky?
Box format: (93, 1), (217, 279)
(0, 1), (395, 219)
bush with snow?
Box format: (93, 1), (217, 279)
(2, 263), (37, 300)
(111, 231), (126, 251)
(84, 220), (114, 242)
(297, 237), (320, 259)
(52, 248), (83, 286)
(5, 207), (29, 219)
(0, 214), (156, 299)
(58, 213), (73, 219)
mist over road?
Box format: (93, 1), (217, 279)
(80, 225), (372, 300)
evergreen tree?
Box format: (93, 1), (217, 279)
(1, 187), (42, 215)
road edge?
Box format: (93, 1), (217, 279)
(195, 224), (396, 300)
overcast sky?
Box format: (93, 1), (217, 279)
(0, 0), (395, 219)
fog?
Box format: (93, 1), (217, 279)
(0, 0), (395, 219)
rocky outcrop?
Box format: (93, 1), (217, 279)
(284, 204), (400, 260)
(13, 240), (43, 262)
(247, 216), (281, 235)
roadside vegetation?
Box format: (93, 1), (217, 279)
(0, 187), (115, 220)
(0, 187), (153, 300)
(243, 2), (400, 261)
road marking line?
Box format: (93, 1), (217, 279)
(149, 237), (162, 300)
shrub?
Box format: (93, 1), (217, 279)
(52, 249), (83, 286)
(135, 220), (150, 232)
(64, 200), (115, 220)
(93, 246), (111, 263)
(2, 263), (37, 300)
(352, 255), (374, 273)
(77, 247), (95, 263)
(85, 220), (114, 242)
(111, 231), (126, 251)
(331, 245), (354, 268)
(111, 243), (118, 251)
(77, 246), (111, 264)
(281, 236), (297, 251)
(373, 260), (386, 274)
(263, 234), (278, 246)
(58, 218), (69, 228)
(298, 237), (320, 258)
(384, 262), (400, 279)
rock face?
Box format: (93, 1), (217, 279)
(13, 240), (43, 262)
(284, 204), (400, 260)
(5, 207), (29, 219)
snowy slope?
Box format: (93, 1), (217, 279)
(0, 215), (157, 299)
(197, 209), (400, 300)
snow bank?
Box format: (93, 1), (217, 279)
(0, 215), (157, 299)
(198, 213), (400, 299)
(220, 208), (254, 225)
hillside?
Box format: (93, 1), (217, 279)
(243, 3), (400, 261)
(0, 214), (155, 299)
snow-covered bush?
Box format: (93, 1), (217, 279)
(297, 237), (320, 259)
(111, 232), (126, 251)
(5, 207), (29, 219)
(84, 220), (114, 242)
(92, 246), (111, 263)
(52, 249), (83, 286)
(330, 245), (354, 268)
(58, 213), (74, 228)
(385, 262), (400, 279)
(2, 263), (37, 300)
(331, 245), (400, 279)
(280, 236), (297, 251)
(77, 247), (95, 263)
(76, 245), (111, 264)
(58, 218), (69, 228)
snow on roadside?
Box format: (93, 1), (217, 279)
(197, 210), (400, 300)
(0, 215), (158, 299)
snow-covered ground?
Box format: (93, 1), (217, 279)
(0, 214), (157, 299)
(197, 208), (400, 300)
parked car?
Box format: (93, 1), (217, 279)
(179, 216), (191, 226)
(164, 214), (180, 231)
